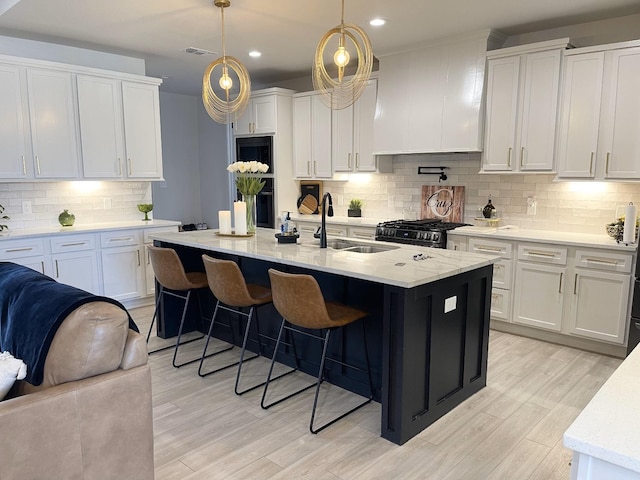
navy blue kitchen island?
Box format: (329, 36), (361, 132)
(151, 229), (498, 445)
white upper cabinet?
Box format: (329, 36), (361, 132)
(0, 65), (28, 179)
(333, 79), (377, 172)
(77, 75), (125, 178)
(121, 81), (163, 179)
(233, 92), (277, 135)
(557, 41), (640, 180)
(293, 92), (332, 178)
(373, 33), (491, 155)
(27, 68), (80, 178)
(482, 39), (568, 172)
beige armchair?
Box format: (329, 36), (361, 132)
(0, 301), (154, 480)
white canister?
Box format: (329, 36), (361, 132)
(623, 203), (637, 243)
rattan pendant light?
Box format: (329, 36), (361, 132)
(202, 0), (251, 124)
(312, 0), (373, 110)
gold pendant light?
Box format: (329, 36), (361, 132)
(313, 0), (373, 110)
(202, 0), (251, 124)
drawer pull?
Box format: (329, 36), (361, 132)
(475, 246), (503, 253)
(6, 247), (33, 253)
(352, 232), (373, 239)
(109, 237), (133, 242)
(61, 242), (87, 247)
(326, 229), (343, 235)
(559, 272), (563, 293)
(584, 258), (619, 266)
(525, 251), (557, 258)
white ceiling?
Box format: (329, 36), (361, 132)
(0, 0), (639, 95)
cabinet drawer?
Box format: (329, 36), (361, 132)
(490, 287), (511, 320)
(100, 230), (141, 248)
(0, 238), (45, 259)
(348, 226), (376, 240)
(575, 249), (632, 273)
(325, 225), (348, 237)
(468, 238), (512, 258)
(493, 259), (513, 289)
(50, 234), (96, 253)
(517, 244), (567, 265)
(143, 227), (177, 243)
(295, 222), (318, 235)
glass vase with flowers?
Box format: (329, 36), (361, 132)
(227, 161), (269, 233)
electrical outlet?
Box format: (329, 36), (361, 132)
(22, 201), (32, 214)
(103, 198), (112, 209)
(527, 195), (537, 215)
(337, 195), (344, 206)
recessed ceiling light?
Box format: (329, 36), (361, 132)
(249, 51), (262, 58)
(369, 18), (387, 27)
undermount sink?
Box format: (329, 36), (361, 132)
(325, 239), (359, 249)
(343, 245), (399, 254)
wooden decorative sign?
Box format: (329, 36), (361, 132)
(420, 186), (465, 223)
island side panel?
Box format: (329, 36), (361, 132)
(381, 264), (492, 445)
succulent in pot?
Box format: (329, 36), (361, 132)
(348, 199), (362, 218)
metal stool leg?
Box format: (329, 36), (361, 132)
(172, 290), (207, 368)
(197, 300), (239, 377)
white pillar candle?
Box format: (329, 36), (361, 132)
(234, 201), (247, 235)
(624, 203), (637, 243)
(218, 210), (231, 234)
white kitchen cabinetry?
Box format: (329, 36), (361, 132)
(143, 227), (176, 296)
(50, 234), (100, 295)
(374, 33), (493, 155)
(446, 235), (467, 252)
(121, 82), (163, 179)
(233, 89), (290, 136)
(26, 68), (80, 179)
(513, 244), (567, 332)
(332, 80), (377, 172)
(557, 41), (640, 180)
(482, 39), (569, 172)
(0, 237), (46, 274)
(568, 249), (632, 344)
(0, 65), (29, 179)
(100, 230), (145, 301)
(348, 226), (376, 240)
(468, 238), (513, 321)
(293, 92), (332, 178)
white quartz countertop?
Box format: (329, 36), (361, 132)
(289, 214), (384, 228)
(564, 345), (640, 473)
(450, 226), (636, 252)
(149, 228), (500, 289)
(0, 219), (181, 240)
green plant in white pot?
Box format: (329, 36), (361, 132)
(348, 199), (362, 217)
(0, 203), (9, 232)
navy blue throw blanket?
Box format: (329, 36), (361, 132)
(0, 262), (139, 386)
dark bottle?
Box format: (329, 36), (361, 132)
(482, 197), (495, 219)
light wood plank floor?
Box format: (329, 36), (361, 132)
(131, 305), (622, 480)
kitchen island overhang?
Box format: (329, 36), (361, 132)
(149, 229), (499, 445)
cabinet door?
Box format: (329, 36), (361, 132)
(0, 65), (29, 179)
(122, 82), (163, 179)
(490, 288), (511, 321)
(348, 226), (376, 240)
(569, 269), (630, 344)
(52, 250), (100, 295)
(353, 80), (377, 172)
(311, 95), (332, 178)
(11, 256), (46, 275)
(101, 246), (145, 301)
(77, 76), (124, 178)
(518, 50), (561, 171)
(27, 69), (79, 178)
(252, 96), (277, 134)
(332, 103), (354, 172)
(293, 96), (312, 178)
(483, 56), (520, 171)
(233, 103), (253, 135)
(599, 47), (640, 179)
(556, 52), (604, 178)
(513, 262), (565, 332)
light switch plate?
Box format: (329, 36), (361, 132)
(103, 198), (112, 209)
(444, 296), (457, 313)
(22, 201), (32, 214)
(527, 196), (536, 215)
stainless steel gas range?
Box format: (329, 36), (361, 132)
(375, 219), (469, 248)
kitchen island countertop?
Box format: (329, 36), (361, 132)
(148, 228), (500, 289)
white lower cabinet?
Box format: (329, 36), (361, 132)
(52, 250), (100, 295)
(513, 262), (566, 332)
(100, 230), (145, 301)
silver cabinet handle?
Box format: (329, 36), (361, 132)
(6, 247), (33, 252)
(605, 153), (610, 176)
(559, 272), (563, 293)
(40, 261), (45, 274)
(36, 155), (41, 175)
(348, 153), (352, 169)
(520, 147), (525, 168)
(55, 259), (59, 278)
(127, 158), (132, 176)
(584, 257), (619, 266)
(589, 152), (594, 175)
(507, 147), (512, 168)
(118, 158), (122, 176)
(137, 250), (141, 266)
(352, 232), (373, 239)
(574, 273), (578, 295)
(475, 245), (503, 253)
(109, 237), (133, 242)
(525, 250), (556, 258)
(61, 242), (87, 247)
(147, 249), (151, 265)
(314, 161), (317, 176)
(21, 155), (26, 175)
(307, 161), (311, 175)
(356, 153), (360, 169)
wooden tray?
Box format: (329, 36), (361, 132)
(214, 231), (255, 238)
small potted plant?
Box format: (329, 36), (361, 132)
(348, 199), (362, 217)
(0, 203), (9, 232)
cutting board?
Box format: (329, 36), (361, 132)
(420, 186), (465, 222)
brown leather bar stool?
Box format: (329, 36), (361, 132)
(261, 268), (374, 434)
(200, 255), (276, 395)
(147, 245), (208, 367)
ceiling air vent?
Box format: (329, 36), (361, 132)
(184, 47), (217, 56)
